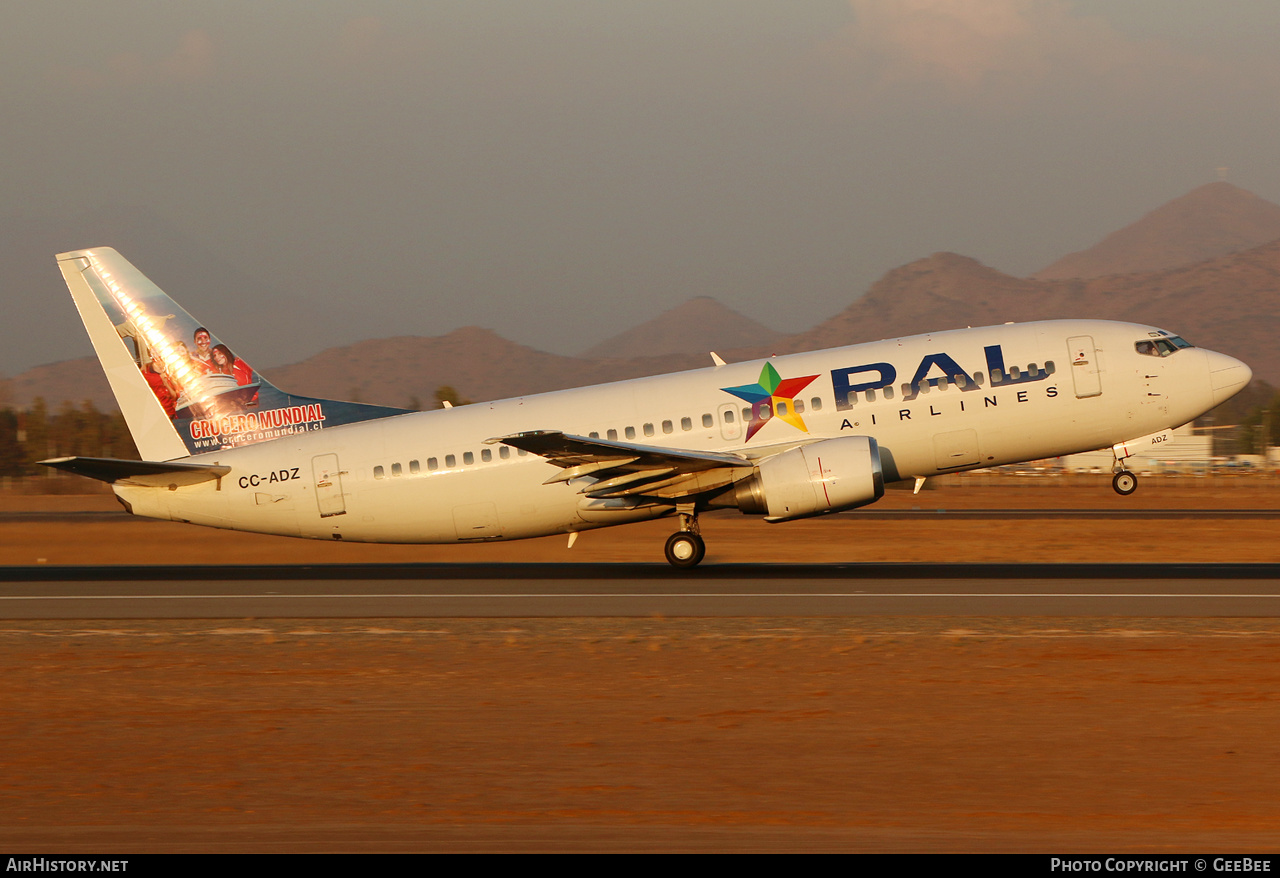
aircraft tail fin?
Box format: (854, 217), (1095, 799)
(56, 247), (408, 460)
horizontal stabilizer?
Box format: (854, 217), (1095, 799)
(40, 456), (231, 487)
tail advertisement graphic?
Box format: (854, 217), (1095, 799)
(68, 248), (405, 455)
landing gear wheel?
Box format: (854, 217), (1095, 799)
(664, 531), (706, 569)
(1112, 470), (1137, 496)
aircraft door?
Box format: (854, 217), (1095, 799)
(1067, 336), (1102, 399)
(718, 403), (742, 441)
(312, 453), (347, 518)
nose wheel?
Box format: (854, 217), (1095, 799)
(1112, 470), (1138, 496)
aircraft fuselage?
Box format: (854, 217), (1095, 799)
(113, 318), (1248, 545)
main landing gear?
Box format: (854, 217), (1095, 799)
(664, 510), (706, 568)
(1112, 468), (1138, 496)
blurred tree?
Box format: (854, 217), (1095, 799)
(0, 408), (22, 476)
(22, 397), (50, 473)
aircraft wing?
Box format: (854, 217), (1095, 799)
(487, 430), (752, 500)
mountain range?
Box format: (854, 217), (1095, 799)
(7, 181), (1279, 411)
(1034, 182), (1280, 280)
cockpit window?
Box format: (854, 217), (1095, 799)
(1135, 336), (1194, 358)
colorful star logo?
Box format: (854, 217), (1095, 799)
(721, 363), (819, 442)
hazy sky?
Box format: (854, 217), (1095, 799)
(5, 1), (1280, 375)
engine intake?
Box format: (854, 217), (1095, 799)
(734, 436), (884, 521)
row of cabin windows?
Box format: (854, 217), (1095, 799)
(370, 404), (790, 479)
(588, 398), (828, 439)
(368, 402), (794, 480)
(369, 367), (1048, 480)
(593, 415), (707, 440)
(374, 445), (530, 479)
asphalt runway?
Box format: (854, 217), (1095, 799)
(5, 507), (1280, 523)
(4, 562), (1280, 617)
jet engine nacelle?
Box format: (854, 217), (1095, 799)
(733, 436), (884, 521)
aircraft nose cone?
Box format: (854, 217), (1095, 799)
(1205, 350), (1252, 405)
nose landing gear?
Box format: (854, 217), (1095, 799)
(663, 510), (706, 568)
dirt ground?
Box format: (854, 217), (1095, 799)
(3, 478), (1280, 852)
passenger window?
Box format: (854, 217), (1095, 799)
(481, 448), (492, 462)
(866, 389), (877, 402)
(499, 447), (510, 460)
(662, 420), (673, 434)
(374, 465), (385, 480)
(391, 462), (402, 477)
(724, 410), (735, 424)
(810, 397), (822, 411)
(643, 423), (654, 437)
(517, 448), (527, 456)
(702, 413), (713, 428)
(589, 432), (599, 439)
(1044, 361), (1055, 374)
(428, 457), (438, 471)
(463, 451), (474, 465)
(742, 407), (751, 420)
(410, 460), (420, 475)
(625, 426), (636, 439)
(681, 417), (692, 431)
(445, 454), (456, 467)
(777, 401), (788, 416)
(1008, 366), (1020, 380)
(607, 429), (618, 440)
(794, 400), (804, 414)
(883, 385), (895, 400)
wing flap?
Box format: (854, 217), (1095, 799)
(488, 430), (753, 501)
(588, 468), (740, 500)
(490, 430), (749, 471)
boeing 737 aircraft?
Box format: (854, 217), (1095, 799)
(43, 247), (1252, 567)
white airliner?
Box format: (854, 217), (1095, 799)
(44, 247), (1252, 567)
